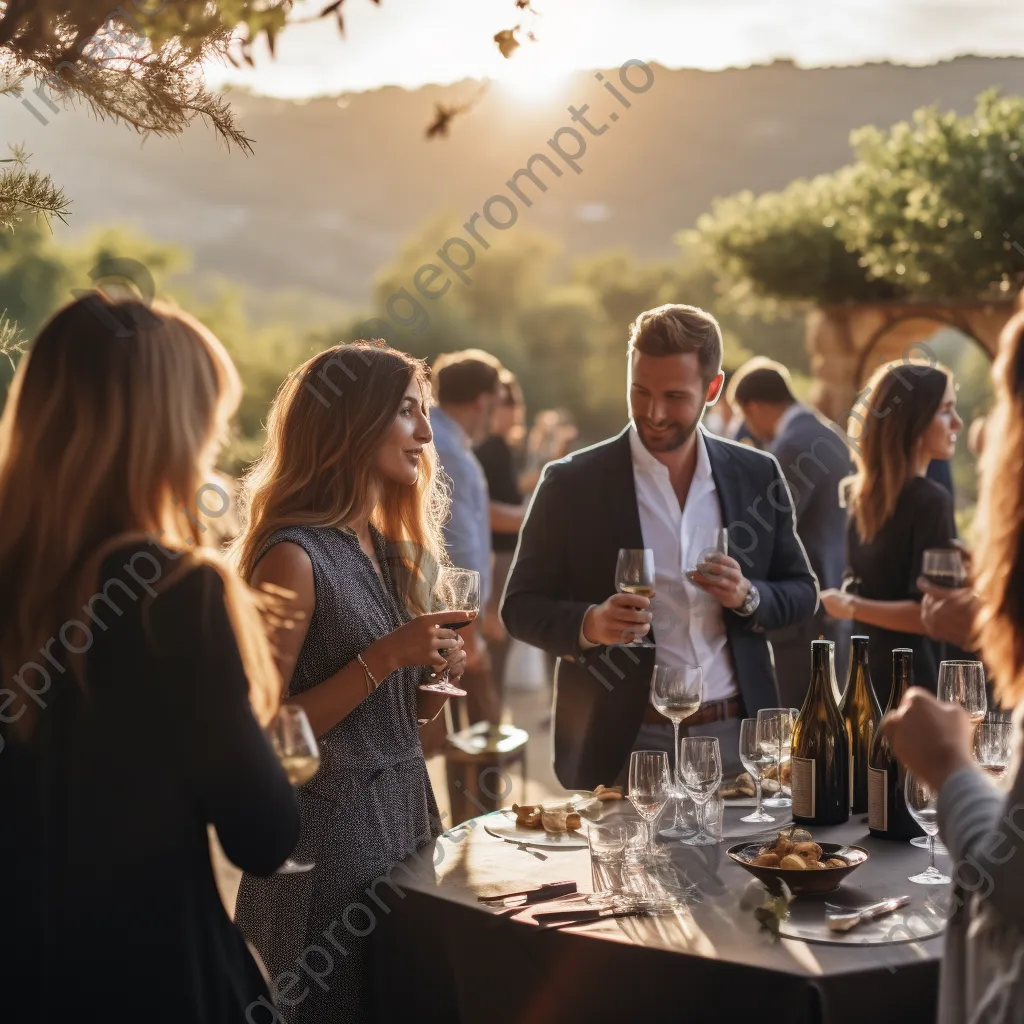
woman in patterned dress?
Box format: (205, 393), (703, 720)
(231, 342), (469, 1023)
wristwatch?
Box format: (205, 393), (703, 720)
(735, 583), (760, 618)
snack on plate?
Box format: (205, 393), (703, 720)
(750, 828), (849, 871)
(594, 785), (623, 801)
(511, 803), (582, 834)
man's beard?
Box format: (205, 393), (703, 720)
(636, 415), (701, 453)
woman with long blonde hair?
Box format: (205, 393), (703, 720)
(0, 293), (300, 1022)
(820, 359), (963, 691)
(884, 311), (1024, 1024)
(231, 341), (469, 1024)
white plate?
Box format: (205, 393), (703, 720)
(484, 809), (590, 849)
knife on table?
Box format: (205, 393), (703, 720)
(478, 881), (578, 905)
(826, 896), (912, 932)
(534, 906), (674, 929)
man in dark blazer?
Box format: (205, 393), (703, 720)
(501, 305), (818, 791)
(729, 358), (852, 708)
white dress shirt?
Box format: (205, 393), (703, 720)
(581, 425), (740, 703)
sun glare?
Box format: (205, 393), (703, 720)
(494, 47), (575, 105)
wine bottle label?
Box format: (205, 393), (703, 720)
(868, 766), (888, 831)
(791, 756), (815, 818)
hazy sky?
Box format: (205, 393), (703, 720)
(204, 0), (1024, 99)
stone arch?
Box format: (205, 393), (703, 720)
(806, 302), (1012, 422)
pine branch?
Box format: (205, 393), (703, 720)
(0, 157), (70, 230)
(0, 312), (26, 370)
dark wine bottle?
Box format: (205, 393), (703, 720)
(868, 648), (924, 840)
(791, 639), (850, 826)
(840, 636), (882, 814)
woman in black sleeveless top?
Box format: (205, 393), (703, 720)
(820, 359), (962, 692)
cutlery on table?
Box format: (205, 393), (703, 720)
(825, 896), (911, 932)
(499, 837), (549, 860)
(534, 905), (676, 929)
(478, 881), (578, 906)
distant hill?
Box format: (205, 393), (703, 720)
(12, 56), (1024, 307)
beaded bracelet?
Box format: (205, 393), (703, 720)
(357, 653), (379, 695)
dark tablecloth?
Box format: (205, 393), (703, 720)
(371, 806), (943, 1024)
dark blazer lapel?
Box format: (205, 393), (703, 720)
(702, 426), (743, 526)
(609, 426), (645, 550)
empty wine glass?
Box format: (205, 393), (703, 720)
(628, 750), (671, 861)
(757, 708), (793, 809)
(974, 713), (1013, 781)
(921, 548), (967, 589)
(650, 663), (703, 839)
(686, 526), (729, 585)
(679, 736), (723, 846)
(904, 772), (951, 885)
(937, 660), (987, 725)
(268, 705), (321, 875)
(615, 548), (656, 647)
(739, 718), (775, 824)
(419, 567), (480, 697)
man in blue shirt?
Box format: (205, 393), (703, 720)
(431, 349), (504, 726)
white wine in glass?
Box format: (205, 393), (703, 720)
(615, 548), (656, 647)
(268, 705), (321, 875)
(650, 663), (703, 840)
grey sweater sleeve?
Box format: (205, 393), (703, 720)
(938, 758), (1024, 922)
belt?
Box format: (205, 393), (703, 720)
(643, 697), (743, 727)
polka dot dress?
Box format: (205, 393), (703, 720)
(234, 525), (442, 1023)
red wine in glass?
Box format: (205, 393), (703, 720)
(419, 568), (481, 697)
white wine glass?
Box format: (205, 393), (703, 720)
(419, 567), (480, 697)
(937, 660), (987, 725)
(679, 736), (723, 846)
(904, 772), (951, 885)
(739, 717), (775, 824)
(757, 707), (793, 809)
(268, 705), (321, 875)
(615, 548), (656, 647)
(628, 750), (671, 862)
(651, 663), (703, 840)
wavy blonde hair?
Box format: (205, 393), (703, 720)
(844, 359), (952, 544)
(0, 293), (280, 729)
(976, 310), (1024, 706)
(231, 342), (450, 615)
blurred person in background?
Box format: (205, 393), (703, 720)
(820, 360), (962, 693)
(883, 309), (1024, 1024)
(231, 342), (467, 1024)
(521, 407), (579, 495)
(431, 349), (504, 727)
(0, 294), (300, 1023)
(728, 357), (851, 706)
(474, 370), (529, 700)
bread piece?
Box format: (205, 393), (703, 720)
(566, 812), (582, 831)
(824, 857), (848, 869)
(780, 854), (807, 870)
(720, 785), (741, 800)
(541, 807), (568, 833)
(751, 853), (781, 867)
(594, 785), (624, 801)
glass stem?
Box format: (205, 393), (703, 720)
(754, 777), (763, 816)
(648, 818), (655, 856)
(672, 720), (682, 825)
(928, 833), (936, 873)
(696, 799), (706, 840)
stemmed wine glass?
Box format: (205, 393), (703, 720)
(628, 750), (672, 862)
(757, 708), (794, 809)
(686, 527), (729, 584)
(921, 548), (967, 589)
(739, 717), (775, 824)
(938, 660), (987, 726)
(679, 736), (723, 846)
(615, 548), (656, 647)
(419, 567), (480, 697)
(269, 705), (321, 875)
(651, 663), (703, 840)
(904, 771), (951, 885)
(974, 712), (1013, 781)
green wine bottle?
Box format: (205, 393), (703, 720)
(840, 636), (882, 815)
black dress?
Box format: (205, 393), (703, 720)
(846, 476), (957, 695)
(0, 543), (300, 1023)
(234, 525), (442, 1024)
(474, 433), (521, 553)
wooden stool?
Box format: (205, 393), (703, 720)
(444, 722), (529, 826)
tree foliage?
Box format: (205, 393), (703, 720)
(696, 89), (1024, 310)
